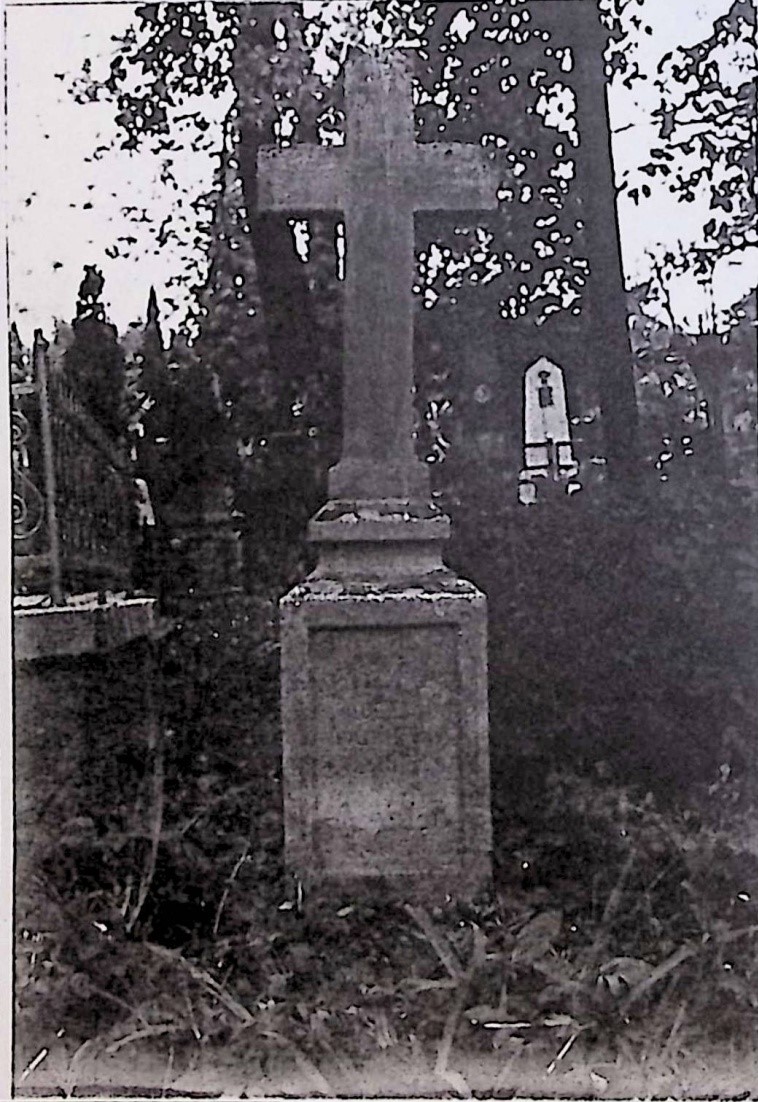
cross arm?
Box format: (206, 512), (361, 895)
(411, 144), (504, 211)
(257, 145), (345, 212)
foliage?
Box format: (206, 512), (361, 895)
(65, 2), (753, 501)
(63, 266), (127, 437)
(183, 122), (270, 436)
(446, 472), (758, 801)
(127, 315), (241, 603)
(626, 281), (706, 472)
(17, 724), (758, 1091)
(625, 273), (757, 484)
(86, 1), (615, 326)
(83, 0), (754, 318)
(16, 471), (758, 1090)
(16, 595), (280, 1063)
(598, 0), (648, 85)
(180, 117), (342, 558)
(73, 1), (644, 476)
(623, 0), (757, 278)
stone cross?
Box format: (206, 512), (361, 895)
(258, 50), (501, 502)
(267, 50), (496, 901)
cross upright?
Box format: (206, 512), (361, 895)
(258, 49), (502, 502)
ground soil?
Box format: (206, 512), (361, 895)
(17, 1038), (758, 1098)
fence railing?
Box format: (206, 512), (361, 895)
(12, 333), (135, 601)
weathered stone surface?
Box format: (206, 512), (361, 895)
(308, 500), (451, 580)
(280, 574), (491, 900)
(258, 50), (502, 503)
(14, 595), (157, 661)
(259, 50), (495, 900)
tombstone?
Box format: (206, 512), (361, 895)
(522, 357), (576, 478)
(257, 51), (500, 900)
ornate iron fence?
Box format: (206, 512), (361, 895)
(12, 333), (135, 600)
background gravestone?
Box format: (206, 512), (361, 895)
(523, 357), (576, 475)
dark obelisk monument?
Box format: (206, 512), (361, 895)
(258, 51), (501, 899)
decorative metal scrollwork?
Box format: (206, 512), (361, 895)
(13, 468), (45, 541)
(12, 409), (30, 465)
(12, 407), (45, 541)
(11, 360), (135, 586)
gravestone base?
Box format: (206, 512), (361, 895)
(280, 503), (491, 903)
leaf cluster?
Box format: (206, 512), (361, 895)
(625, 0), (757, 266)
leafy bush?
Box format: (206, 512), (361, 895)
(15, 471), (758, 1087)
(15, 595), (282, 1065)
(444, 472), (758, 801)
(17, 753), (758, 1085)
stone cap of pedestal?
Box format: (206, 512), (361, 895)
(308, 499), (451, 544)
(282, 571), (485, 605)
(14, 594), (160, 661)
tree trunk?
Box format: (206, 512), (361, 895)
(565, 1), (640, 479)
(692, 333), (728, 477)
(234, 7), (325, 406)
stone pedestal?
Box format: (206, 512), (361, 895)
(280, 502), (491, 901)
(163, 479), (243, 608)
